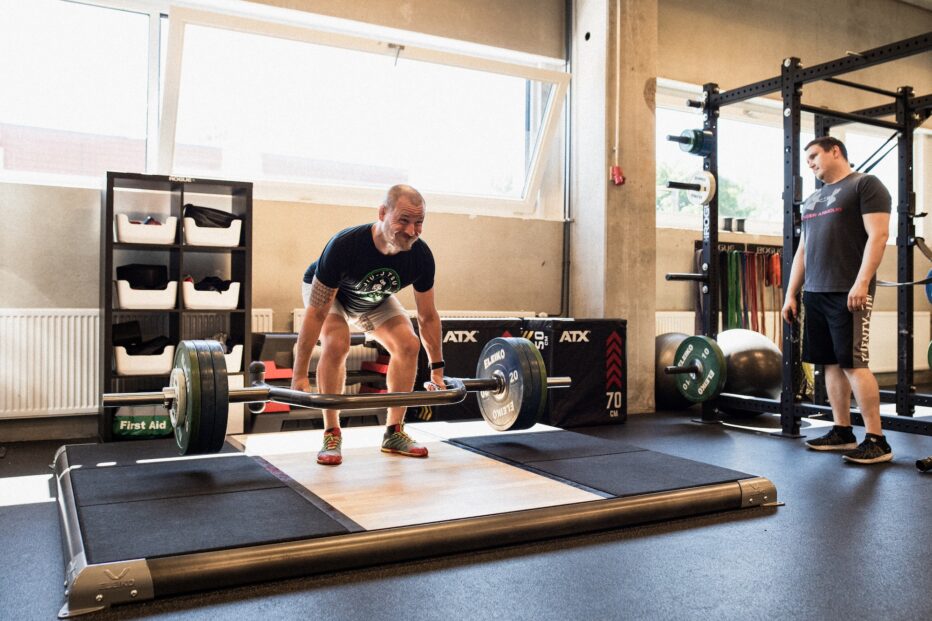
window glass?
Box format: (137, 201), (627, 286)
(0, 0), (149, 180)
(171, 24), (554, 200)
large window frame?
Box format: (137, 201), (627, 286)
(1, 0), (568, 217)
(158, 7), (569, 216)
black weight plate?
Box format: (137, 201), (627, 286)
(186, 340), (218, 455)
(476, 337), (533, 432)
(514, 338), (547, 430)
(205, 340), (230, 454)
(173, 341), (200, 455)
(673, 335), (727, 403)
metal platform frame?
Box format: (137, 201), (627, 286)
(671, 32), (932, 437)
(53, 443), (777, 617)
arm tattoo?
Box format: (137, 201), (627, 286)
(310, 277), (337, 308)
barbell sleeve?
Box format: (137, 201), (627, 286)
(102, 391), (167, 407)
(459, 376), (572, 392)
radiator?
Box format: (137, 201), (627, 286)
(0, 309), (99, 418)
(0, 308), (277, 419)
(252, 308), (273, 333)
(654, 311), (930, 372)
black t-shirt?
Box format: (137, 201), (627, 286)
(801, 172), (891, 292)
(303, 223), (435, 314)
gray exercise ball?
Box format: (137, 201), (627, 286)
(655, 332), (695, 410)
(717, 329), (782, 399)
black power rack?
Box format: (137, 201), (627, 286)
(666, 32), (932, 437)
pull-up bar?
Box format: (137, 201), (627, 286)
(711, 32), (931, 107)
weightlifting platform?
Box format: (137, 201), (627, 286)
(54, 421), (778, 617)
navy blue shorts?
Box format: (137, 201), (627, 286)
(802, 291), (873, 369)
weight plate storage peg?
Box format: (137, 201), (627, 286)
(675, 129), (714, 157)
(671, 335), (727, 403)
(476, 337), (542, 431)
(686, 171), (717, 206)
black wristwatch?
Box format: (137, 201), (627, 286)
(429, 360), (445, 370)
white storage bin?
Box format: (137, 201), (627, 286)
(114, 345), (175, 376)
(224, 344), (244, 373)
(114, 214), (178, 245)
(182, 281), (241, 310)
(115, 280), (177, 310)
(183, 217), (242, 247)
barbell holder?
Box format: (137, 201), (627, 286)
(666, 180), (703, 192)
(666, 272), (709, 282)
(666, 134), (692, 145)
(664, 363), (702, 376)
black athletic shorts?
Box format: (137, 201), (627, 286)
(802, 291), (873, 369)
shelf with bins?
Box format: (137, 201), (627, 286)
(100, 172), (253, 443)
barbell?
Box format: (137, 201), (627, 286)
(103, 337), (571, 455)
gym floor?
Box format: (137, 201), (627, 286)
(2, 411), (930, 621)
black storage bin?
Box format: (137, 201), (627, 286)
(521, 318), (627, 428)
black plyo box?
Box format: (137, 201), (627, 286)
(413, 318), (523, 421)
(521, 318), (627, 428)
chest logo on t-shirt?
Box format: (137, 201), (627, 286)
(802, 187), (842, 212)
(355, 268), (401, 302)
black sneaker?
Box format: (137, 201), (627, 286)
(843, 434), (893, 464)
(805, 425), (858, 451)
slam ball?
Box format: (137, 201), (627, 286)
(717, 329), (782, 399)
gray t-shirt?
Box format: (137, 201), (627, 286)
(801, 172), (891, 292)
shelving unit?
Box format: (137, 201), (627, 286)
(99, 172), (252, 442)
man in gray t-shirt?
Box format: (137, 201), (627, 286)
(782, 136), (893, 464)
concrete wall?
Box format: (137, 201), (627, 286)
(252, 199), (564, 327)
(0, 183), (101, 307)
(658, 0), (932, 109)
(252, 0), (567, 59)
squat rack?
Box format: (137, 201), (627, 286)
(668, 32), (932, 437)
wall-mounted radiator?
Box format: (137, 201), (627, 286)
(0, 308), (275, 419)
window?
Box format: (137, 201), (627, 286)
(0, 0), (154, 183)
(159, 8), (568, 215)
(1, 1), (567, 217)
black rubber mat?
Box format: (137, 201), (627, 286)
(450, 430), (644, 462)
(61, 444), (352, 565)
(63, 438), (237, 465)
(448, 431), (752, 497)
(70, 453), (285, 507)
